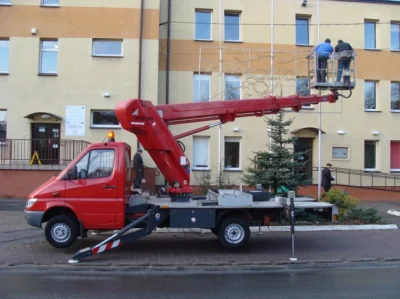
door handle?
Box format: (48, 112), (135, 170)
(103, 185), (116, 190)
(52, 192), (60, 197)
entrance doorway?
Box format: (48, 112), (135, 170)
(31, 123), (61, 165)
(294, 137), (313, 181)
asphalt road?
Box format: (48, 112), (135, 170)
(1, 264), (400, 298)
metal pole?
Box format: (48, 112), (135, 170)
(288, 191), (297, 262)
(317, 0), (322, 201)
(218, 0), (223, 188)
(269, 0), (274, 154)
(270, 0), (274, 96)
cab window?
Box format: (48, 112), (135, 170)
(69, 149), (115, 179)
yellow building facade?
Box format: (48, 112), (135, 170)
(1, 0), (400, 189)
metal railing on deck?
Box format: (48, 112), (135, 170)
(0, 139), (91, 165)
(312, 167), (400, 192)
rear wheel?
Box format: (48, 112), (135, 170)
(217, 216), (250, 250)
(45, 215), (78, 249)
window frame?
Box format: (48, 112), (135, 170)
(192, 136), (210, 170)
(224, 74), (241, 100)
(391, 82), (400, 112)
(295, 16), (310, 46)
(92, 39), (124, 58)
(90, 110), (121, 129)
(364, 80), (378, 111)
(364, 20), (377, 50)
(194, 10), (212, 41)
(193, 73), (211, 102)
(39, 39), (58, 75)
(0, 39), (10, 74)
(364, 140), (378, 172)
(0, 0), (11, 6)
(224, 137), (241, 171)
(41, 0), (60, 7)
(0, 109), (7, 144)
(224, 11), (241, 42)
(391, 22), (400, 51)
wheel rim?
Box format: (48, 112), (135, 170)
(224, 224), (245, 244)
(51, 223), (71, 243)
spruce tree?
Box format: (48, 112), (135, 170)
(242, 111), (311, 194)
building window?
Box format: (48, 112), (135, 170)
(42, 0), (59, 6)
(224, 12), (240, 42)
(364, 81), (377, 110)
(390, 141), (400, 171)
(364, 140), (377, 171)
(391, 23), (400, 50)
(391, 82), (400, 111)
(92, 39), (123, 57)
(0, 110), (6, 141)
(0, 39), (9, 74)
(193, 136), (210, 169)
(39, 40), (58, 74)
(364, 21), (377, 49)
(224, 137), (241, 170)
(296, 77), (311, 107)
(195, 10), (212, 41)
(225, 74), (241, 100)
(0, 0), (11, 6)
(193, 73), (211, 102)
(332, 147), (348, 159)
(296, 16), (310, 45)
(90, 110), (120, 128)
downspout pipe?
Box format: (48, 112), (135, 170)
(137, 0), (144, 150)
(138, 0), (144, 101)
(166, 0), (171, 105)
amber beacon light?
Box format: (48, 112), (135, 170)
(107, 130), (115, 142)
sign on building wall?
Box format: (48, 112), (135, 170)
(65, 106), (85, 136)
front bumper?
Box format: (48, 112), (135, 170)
(24, 210), (45, 228)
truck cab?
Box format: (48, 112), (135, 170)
(24, 134), (133, 248)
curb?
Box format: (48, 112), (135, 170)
(387, 209), (400, 217)
(2, 258), (400, 272)
(153, 224), (398, 234)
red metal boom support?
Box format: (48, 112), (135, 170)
(115, 91), (338, 196)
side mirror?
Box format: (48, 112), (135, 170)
(66, 166), (78, 180)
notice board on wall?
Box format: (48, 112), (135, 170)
(65, 106), (85, 136)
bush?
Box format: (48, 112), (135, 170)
(321, 189), (359, 218)
(342, 207), (382, 224)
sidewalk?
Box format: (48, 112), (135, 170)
(1, 199), (400, 267)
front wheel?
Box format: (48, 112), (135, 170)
(217, 216), (250, 250)
(45, 215), (78, 249)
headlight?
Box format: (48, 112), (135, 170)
(26, 198), (37, 208)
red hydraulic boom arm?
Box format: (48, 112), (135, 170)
(115, 90), (339, 200)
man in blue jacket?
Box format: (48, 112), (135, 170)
(314, 38), (334, 83)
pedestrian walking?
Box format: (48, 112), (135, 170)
(321, 163), (335, 192)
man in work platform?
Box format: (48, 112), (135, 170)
(314, 38), (334, 83)
(321, 163), (335, 193)
(335, 39), (354, 82)
(133, 149), (144, 189)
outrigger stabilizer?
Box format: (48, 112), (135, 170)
(68, 204), (167, 264)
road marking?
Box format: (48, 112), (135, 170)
(387, 209), (400, 217)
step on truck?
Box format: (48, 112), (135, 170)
(24, 87), (351, 263)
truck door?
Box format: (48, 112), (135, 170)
(65, 147), (118, 229)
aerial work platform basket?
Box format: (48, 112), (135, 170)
(307, 50), (357, 91)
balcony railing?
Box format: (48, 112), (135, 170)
(0, 139), (91, 166)
(312, 167), (400, 192)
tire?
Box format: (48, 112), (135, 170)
(45, 215), (78, 249)
(217, 216), (250, 250)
